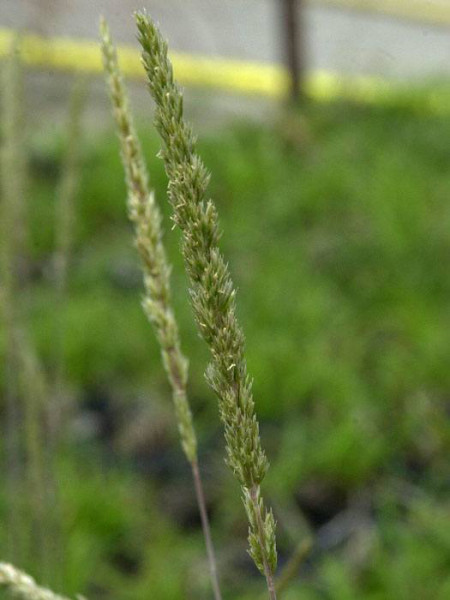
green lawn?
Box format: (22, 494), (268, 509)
(1, 98), (450, 598)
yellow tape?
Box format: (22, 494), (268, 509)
(0, 27), (289, 97)
(313, 0), (450, 27)
(0, 27), (449, 115)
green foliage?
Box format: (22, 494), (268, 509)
(3, 95), (449, 598)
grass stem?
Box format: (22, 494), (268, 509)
(100, 19), (222, 599)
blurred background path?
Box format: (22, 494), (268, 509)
(2, 0), (450, 82)
(1, 3), (450, 599)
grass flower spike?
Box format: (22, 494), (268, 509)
(100, 19), (222, 599)
(135, 12), (278, 598)
(100, 18), (195, 462)
(0, 563), (73, 600)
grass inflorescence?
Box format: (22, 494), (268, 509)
(100, 18), (222, 599)
(0, 563), (75, 600)
(135, 12), (278, 597)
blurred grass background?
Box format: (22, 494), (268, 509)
(1, 92), (449, 598)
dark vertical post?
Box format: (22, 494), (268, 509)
(280, 0), (304, 103)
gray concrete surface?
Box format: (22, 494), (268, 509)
(2, 0), (450, 81)
(3, 1), (450, 133)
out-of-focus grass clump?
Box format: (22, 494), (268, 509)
(2, 99), (449, 598)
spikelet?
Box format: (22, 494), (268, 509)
(135, 12), (277, 597)
(0, 563), (75, 600)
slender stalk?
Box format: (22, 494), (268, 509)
(100, 20), (222, 599)
(16, 329), (51, 582)
(53, 76), (86, 430)
(1, 35), (52, 583)
(135, 12), (277, 597)
(0, 35), (28, 568)
(49, 76), (86, 591)
(275, 538), (311, 596)
(191, 460), (222, 600)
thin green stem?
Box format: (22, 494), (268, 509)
(0, 34), (28, 569)
(192, 460), (222, 600)
(276, 538), (311, 596)
(53, 76), (86, 431)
